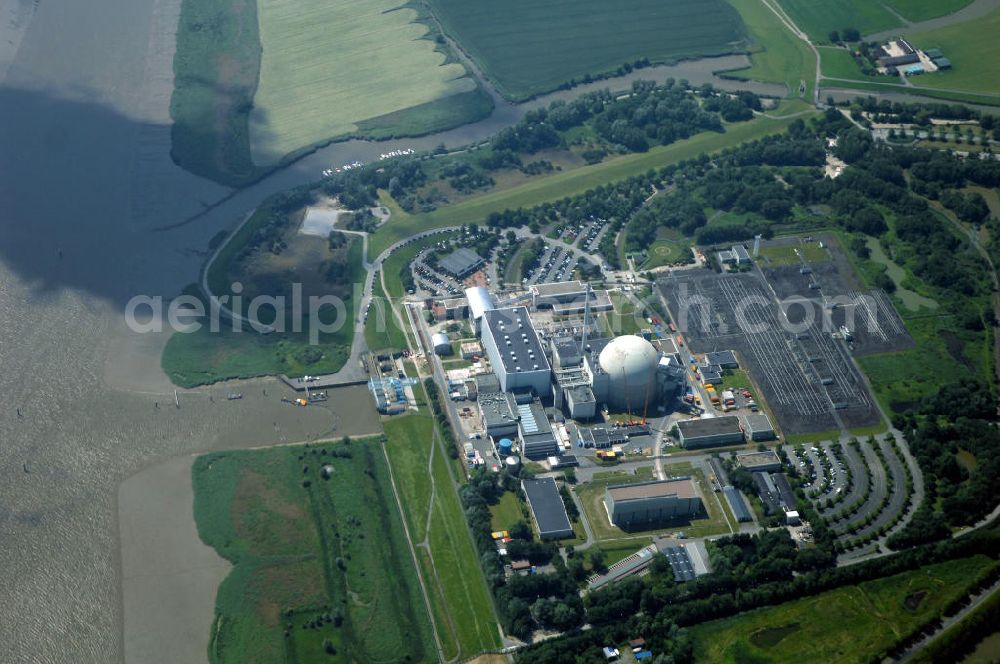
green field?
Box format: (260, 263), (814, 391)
(364, 276), (410, 353)
(757, 240), (830, 266)
(250, 0), (478, 164)
(725, 0), (817, 98)
(489, 491), (525, 532)
(170, 0), (264, 186)
(819, 46), (873, 82)
(776, 0), (899, 43)
(382, 410), (501, 658)
(691, 555), (1000, 663)
(370, 114), (807, 256)
(884, 0), (974, 22)
(428, 0), (748, 99)
(639, 231), (693, 269)
(162, 237), (364, 388)
(192, 438), (437, 664)
(906, 8), (1000, 96)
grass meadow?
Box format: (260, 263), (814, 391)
(691, 555), (1000, 663)
(370, 114), (806, 256)
(249, 0), (479, 164)
(162, 235), (364, 388)
(383, 409), (502, 659)
(906, 8), (1000, 96)
(427, 0), (748, 99)
(883, 0), (973, 22)
(724, 0), (817, 98)
(170, 0), (264, 186)
(192, 438), (437, 664)
(775, 0), (900, 43)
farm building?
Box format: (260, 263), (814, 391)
(604, 478), (702, 528)
(737, 449), (781, 472)
(743, 413), (776, 441)
(676, 416), (744, 449)
(521, 477), (574, 540)
(438, 247), (484, 278)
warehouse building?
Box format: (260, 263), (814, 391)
(431, 332), (451, 355)
(481, 307), (552, 394)
(438, 247), (484, 278)
(676, 416), (744, 449)
(551, 290), (613, 316)
(521, 478), (574, 540)
(737, 449), (781, 472)
(604, 478), (702, 528)
(704, 350), (738, 368)
(530, 280), (590, 309)
(743, 413), (776, 441)
(588, 544), (659, 591)
(723, 486), (753, 522)
(753, 472), (781, 514)
(658, 541), (713, 582)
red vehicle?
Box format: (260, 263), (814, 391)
(668, 322), (677, 333)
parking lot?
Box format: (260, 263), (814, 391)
(522, 245), (581, 285)
(660, 267), (885, 436)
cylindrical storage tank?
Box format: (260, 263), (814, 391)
(505, 455), (520, 468)
(498, 438), (514, 457)
(431, 332), (451, 355)
(598, 335), (661, 412)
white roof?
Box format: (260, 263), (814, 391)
(465, 287), (495, 320)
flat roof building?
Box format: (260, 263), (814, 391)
(737, 449), (781, 472)
(551, 291), (613, 316)
(481, 307), (552, 394)
(530, 280), (589, 307)
(521, 477), (574, 540)
(479, 392), (518, 438)
(677, 416), (744, 449)
(604, 478), (702, 528)
(744, 413), (776, 441)
(588, 544), (659, 590)
(438, 247), (484, 278)
(705, 350), (738, 368)
(518, 400), (559, 459)
(723, 486), (753, 522)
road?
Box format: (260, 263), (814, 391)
(895, 578), (1000, 662)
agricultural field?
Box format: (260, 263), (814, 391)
(724, 0), (817, 97)
(191, 438), (437, 664)
(383, 409), (502, 659)
(883, 0), (974, 22)
(775, 0), (900, 43)
(819, 46), (874, 82)
(369, 114), (807, 256)
(250, 0), (480, 164)
(428, 0), (749, 99)
(906, 8), (1000, 96)
(691, 555), (1000, 663)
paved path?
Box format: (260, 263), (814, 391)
(865, 0), (1000, 42)
(895, 577), (1000, 662)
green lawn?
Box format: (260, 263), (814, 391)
(489, 491), (525, 531)
(191, 437), (437, 664)
(427, 0), (748, 100)
(383, 410), (501, 659)
(776, 0), (900, 43)
(757, 240), (830, 266)
(249, 0), (479, 164)
(691, 555), (1000, 663)
(724, 0), (818, 98)
(370, 114), (808, 256)
(639, 232), (693, 270)
(905, 8), (1000, 96)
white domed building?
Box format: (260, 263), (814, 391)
(585, 335), (681, 413)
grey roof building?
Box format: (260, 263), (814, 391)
(723, 485), (753, 522)
(518, 400), (559, 459)
(438, 247), (484, 277)
(587, 544), (659, 590)
(705, 350), (739, 368)
(743, 413), (775, 441)
(521, 478), (574, 540)
(481, 307), (552, 394)
(677, 416), (744, 449)
(478, 392), (518, 438)
(604, 478), (702, 528)
(737, 449), (781, 472)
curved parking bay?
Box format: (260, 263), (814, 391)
(831, 441), (887, 537)
(821, 441), (869, 522)
(852, 438), (910, 542)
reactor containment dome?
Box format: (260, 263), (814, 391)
(598, 335), (661, 411)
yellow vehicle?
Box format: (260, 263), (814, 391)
(295, 398), (308, 406)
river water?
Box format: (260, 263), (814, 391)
(0, 0), (782, 661)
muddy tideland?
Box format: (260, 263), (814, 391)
(0, 0), (782, 661)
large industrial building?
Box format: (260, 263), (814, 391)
(677, 416), (744, 449)
(743, 413), (776, 441)
(480, 306), (552, 395)
(517, 399), (560, 459)
(583, 335), (682, 413)
(522, 477), (574, 540)
(465, 287), (496, 332)
(604, 478), (702, 528)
